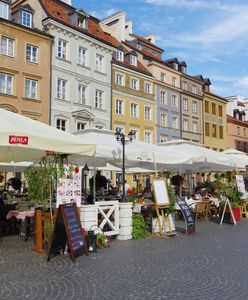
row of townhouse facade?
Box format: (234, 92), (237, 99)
(0, 0), (230, 151)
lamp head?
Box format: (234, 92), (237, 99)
(83, 163), (90, 175)
(128, 130), (134, 141)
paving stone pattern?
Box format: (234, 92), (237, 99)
(1, 221), (248, 300)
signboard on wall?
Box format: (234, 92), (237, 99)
(56, 166), (82, 208)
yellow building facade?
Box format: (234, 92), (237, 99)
(203, 91), (228, 151)
(112, 64), (156, 144)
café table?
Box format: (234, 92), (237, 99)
(6, 210), (35, 241)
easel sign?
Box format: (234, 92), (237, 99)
(152, 179), (170, 206)
(220, 198), (237, 226)
(47, 203), (88, 263)
(152, 179), (176, 237)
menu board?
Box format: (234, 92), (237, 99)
(152, 179), (170, 206)
(176, 196), (195, 235)
(56, 166), (82, 208)
(48, 204), (88, 263)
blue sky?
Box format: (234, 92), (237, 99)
(73, 0), (248, 98)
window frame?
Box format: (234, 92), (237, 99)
(56, 118), (67, 132)
(95, 89), (103, 109)
(96, 53), (104, 72)
(144, 106), (152, 121)
(22, 10), (32, 28)
(25, 78), (38, 99)
(0, 36), (14, 57)
(26, 44), (38, 63)
(78, 47), (87, 66)
(58, 39), (68, 60)
(0, 72), (13, 95)
(130, 103), (139, 118)
(78, 84), (86, 105)
(115, 99), (124, 115)
(0, 2), (9, 19)
(57, 78), (67, 100)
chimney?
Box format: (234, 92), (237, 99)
(125, 20), (133, 40)
(143, 34), (156, 45)
(61, 0), (72, 5)
(101, 11), (126, 42)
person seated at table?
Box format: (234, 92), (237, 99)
(89, 171), (108, 195)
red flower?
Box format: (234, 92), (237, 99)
(74, 166), (79, 174)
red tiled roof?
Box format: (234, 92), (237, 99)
(131, 33), (164, 53)
(40, 0), (120, 48)
(227, 115), (248, 127)
(237, 101), (245, 107)
(113, 57), (152, 76)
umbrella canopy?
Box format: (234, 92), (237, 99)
(223, 148), (248, 170)
(0, 161), (33, 172)
(0, 109), (96, 162)
(158, 140), (235, 173)
(74, 129), (193, 170)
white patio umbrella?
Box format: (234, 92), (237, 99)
(158, 140), (235, 173)
(0, 109), (96, 162)
(74, 129), (193, 170)
(223, 148), (248, 170)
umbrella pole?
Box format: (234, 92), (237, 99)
(93, 156), (96, 202)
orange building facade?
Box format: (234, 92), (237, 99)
(0, 17), (52, 123)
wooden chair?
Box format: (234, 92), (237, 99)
(193, 201), (208, 221)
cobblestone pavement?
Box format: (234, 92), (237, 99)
(1, 220), (248, 300)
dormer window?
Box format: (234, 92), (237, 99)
(0, 2), (9, 19)
(181, 66), (187, 74)
(173, 62), (178, 70)
(115, 50), (124, 61)
(130, 55), (137, 66)
(22, 10), (32, 28)
(78, 18), (87, 29)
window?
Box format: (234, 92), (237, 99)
(161, 73), (165, 82)
(183, 119), (189, 131)
(173, 62), (178, 70)
(25, 79), (37, 99)
(78, 84), (86, 104)
(160, 135), (167, 143)
(78, 18), (87, 29)
(144, 82), (152, 94)
(116, 74), (124, 86)
(131, 78), (139, 90)
(0, 2), (9, 19)
(172, 77), (176, 86)
(160, 91), (167, 104)
(144, 106), (152, 120)
(0, 73), (13, 95)
(58, 39), (67, 60)
(78, 47), (87, 65)
(219, 126), (223, 139)
(77, 122), (85, 131)
(130, 103), (138, 117)
(22, 11), (32, 27)
(182, 81), (187, 90)
(183, 98), (188, 110)
(96, 54), (104, 72)
(237, 126), (240, 135)
(144, 132), (152, 143)
(160, 113), (167, 127)
(130, 55), (137, 66)
(205, 101), (209, 113)
(212, 124), (217, 138)
(26, 44), (38, 63)
(56, 118), (66, 131)
(57, 79), (67, 100)
(212, 103), (216, 115)
(181, 66), (186, 74)
(95, 90), (103, 109)
(1, 36), (14, 57)
(192, 85), (197, 94)
(172, 116), (178, 129)
(218, 105), (223, 117)
(192, 122), (198, 133)
(115, 50), (124, 61)
(171, 95), (177, 107)
(192, 101), (197, 113)
(131, 129), (138, 140)
(205, 123), (210, 137)
(116, 99), (124, 115)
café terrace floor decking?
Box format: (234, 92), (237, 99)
(1, 220), (248, 300)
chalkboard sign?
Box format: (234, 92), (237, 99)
(176, 196), (195, 235)
(152, 179), (170, 206)
(48, 204), (88, 263)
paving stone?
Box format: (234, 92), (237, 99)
(1, 220), (248, 299)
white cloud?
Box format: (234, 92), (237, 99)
(145, 0), (246, 12)
(237, 76), (248, 88)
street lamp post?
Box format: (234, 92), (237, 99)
(115, 129), (134, 202)
(82, 163), (90, 203)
